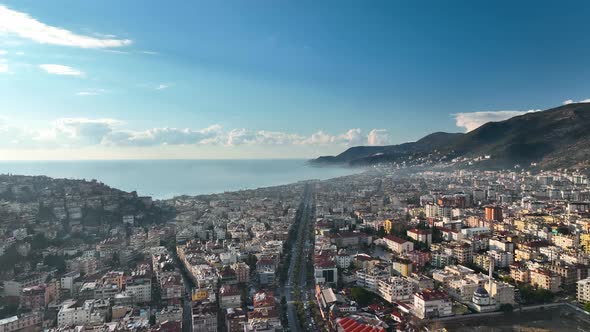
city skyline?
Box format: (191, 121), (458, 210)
(1, 1), (590, 159)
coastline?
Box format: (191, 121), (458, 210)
(0, 159), (363, 199)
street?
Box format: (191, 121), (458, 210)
(281, 183), (315, 332)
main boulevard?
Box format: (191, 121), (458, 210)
(280, 183), (315, 332)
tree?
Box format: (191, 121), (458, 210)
(502, 275), (514, 284)
(350, 287), (375, 307)
(245, 254), (258, 271)
(376, 227), (386, 238)
(416, 220), (429, 230)
(517, 284), (554, 304)
(0, 246), (19, 271)
(584, 302), (590, 313)
(432, 227), (443, 243)
(43, 255), (66, 272)
(112, 252), (121, 267)
(30, 233), (50, 250)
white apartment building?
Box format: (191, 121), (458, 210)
(489, 250), (514, 268)
(461, 227), (490, 238)
(383, 235), (414, 254)
(413, 290), (453, 319)
(60, 272), (81, 294)
(407, 229), (432, 247)
(577, 278), (590, 304)
(377, 277), (414, 303)
(126, 278), (152, 303)
(355, 270), (387, 293)
(488, 238), (514, 253)
(57, 300), (104, 327)
(336, 249), (352, 269)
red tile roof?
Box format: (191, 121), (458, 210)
(336, 317), (386, 332)
(384, 235), (409, 244)
(414, 289), (449, 301)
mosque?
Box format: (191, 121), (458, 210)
(469, 260), (498, 312)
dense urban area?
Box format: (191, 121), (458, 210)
(1, 167), (590, 332)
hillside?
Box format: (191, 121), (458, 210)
(311, 103), (590, 170)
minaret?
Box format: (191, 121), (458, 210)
(488, 259), (493, 286)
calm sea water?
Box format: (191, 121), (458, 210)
(0, 160), (359, 199)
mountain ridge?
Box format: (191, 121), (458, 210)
(311, 103), (590, 170)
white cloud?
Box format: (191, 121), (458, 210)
(0, 63), (7, 73)
(225, 128), (254, 146)
(0, 117), (390, 150)
(0, 118), (122, 149)
(253, 131), (305, 145)
(15, 51), (24, 55)
(453, 110), (539, 132)
(0, 5), (131, 48)
(367, 129), (390, 146)
(564, 98), (590, 105)
(155, 84), (169, 90)
(0, 118), (29, 144)
(0, 50), (6, 55)
(225, 128), (373, 147)
(301, 131), (334, 145)
(39, 64), (83, 76)
(225, 129), (302, 146)
(34, 118), (123, 146)
(104, 125), (223, 147)
(337, 128), (364, 146)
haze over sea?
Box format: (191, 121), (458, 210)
(0, 160), (359, 199)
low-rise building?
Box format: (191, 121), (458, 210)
(191, 302), (217, 332)
(0, 312), (42, 332)
(225, 307), (246, 332)
(530, 269), (561, 293)
(220, 285), (241, 309)
(384, 235), (414, 254)
(407, 229), (432, 247)
(412, 289), (453, 319)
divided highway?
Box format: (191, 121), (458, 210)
(281, 183), (315, 332)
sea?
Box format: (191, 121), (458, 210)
(0, 159), (360, 199)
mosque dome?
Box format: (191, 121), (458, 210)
(472, 284), (491, 306)
(474, 285), (490, 297)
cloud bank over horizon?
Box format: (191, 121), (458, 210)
(0, 117), (391, 151)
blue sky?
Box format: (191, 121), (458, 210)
(1, 0), (590, 159)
